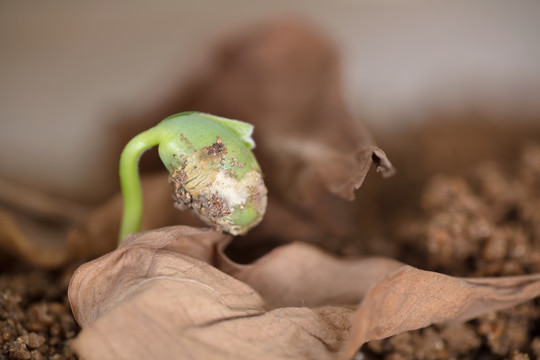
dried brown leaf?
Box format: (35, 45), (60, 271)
(119, 19), (394, 241)
(69, 227), (352, 360)
(0, 178), (86, 268)
(341, 267), (540, 359)
(217, 241), (404, 309)
(0, 177), (88, 222)
(181, 21), (395, 238)
(0, 207), (67, 268)
(68, 226), (540, 360)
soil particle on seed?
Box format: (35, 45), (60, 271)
(230, 158), (244, 168)
(206, 136), (227, 157)
(169, 141), (238, 229)
(196, 193), (232, 219)
(170, 168), (232, 223)
(171, 172), (192, 207)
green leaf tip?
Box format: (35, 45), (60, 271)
(118, 112), (267, 245)
(198, 113), (256, 150)
(166, 112), (256, 150)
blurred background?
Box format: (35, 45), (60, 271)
(1, 0), (540, 205)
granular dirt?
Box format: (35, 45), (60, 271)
(358, 122), (540, 359)
(0, 268), (79, 360)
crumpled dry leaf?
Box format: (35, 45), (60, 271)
(69, 226), (352, 360)
(0, 20), (393, 266)
(69, 226), (540, 360)
(186, 20), (394, 240)
(118, 19), (394, 243)
(0, 177), (89, 268)
(0, 207), (67, 268)
(179, 19), (395, 200)
(216, 240), (404, 309)
(343, 267), (540, 358)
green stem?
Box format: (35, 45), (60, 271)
(118, 126), (164, 244)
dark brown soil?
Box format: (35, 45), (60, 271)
(0, 267), (79, 360)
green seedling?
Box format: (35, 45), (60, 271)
(118, 112), (267, 244)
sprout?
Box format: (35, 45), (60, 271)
(118, 112), (267, 243)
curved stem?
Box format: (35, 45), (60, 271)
(118, 127), (164, 244)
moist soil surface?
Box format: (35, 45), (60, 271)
(1, 119), (540, 360)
